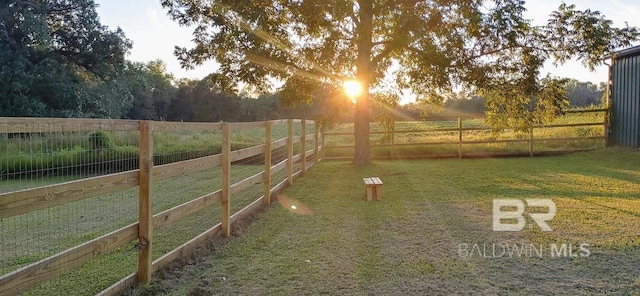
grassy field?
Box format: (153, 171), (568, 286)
(324, 112), (606, 158)
(0, 122), (302, 187)
(123, 148), (640, 295)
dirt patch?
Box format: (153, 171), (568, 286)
(116, 202), (272, 296)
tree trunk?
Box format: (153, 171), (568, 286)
(354, 0), (373, 165)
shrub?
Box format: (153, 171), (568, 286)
(88, 131), (113, 150)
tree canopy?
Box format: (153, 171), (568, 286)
(0, 0), (133, 117)
(161, 0), (638, 164)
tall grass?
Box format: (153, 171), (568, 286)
(0, 124), (297, 180)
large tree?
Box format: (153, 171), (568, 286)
(0, 0), (132, 118)
(161, 0), (637, 164)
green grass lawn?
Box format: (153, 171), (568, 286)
(127, 148), (640, 295)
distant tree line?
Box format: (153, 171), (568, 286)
(416, 79), (606, 119)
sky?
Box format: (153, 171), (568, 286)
(95, 0), (640, 102)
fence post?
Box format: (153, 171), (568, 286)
(603, 110), (610, 147)
(264, 121), (272, 205)
(287, 119), (293, 185)
(390, 119), (395, 160)
(321, 128), (326, 161)
(529, 126), (534, 157)
(301, 119), (306, 173)
(137, 120), (153, 284)
(314, 120), (319, 164)
(221, 123), (231, 237)
(457, 117), (462, 159)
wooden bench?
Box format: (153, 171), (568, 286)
(363, 177), (383, 201)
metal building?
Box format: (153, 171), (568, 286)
(610, 45), (640, 148)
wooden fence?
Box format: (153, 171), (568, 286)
(322, 108), (609, 160)
(0, 118), (321, 296)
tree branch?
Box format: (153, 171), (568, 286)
(371, 44), (398, 67)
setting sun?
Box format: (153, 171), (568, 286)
(343, 80), (362, 99)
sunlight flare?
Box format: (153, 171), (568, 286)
(343, 80), (362, 99)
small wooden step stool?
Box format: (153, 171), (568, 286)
(363, 177), (383, 201)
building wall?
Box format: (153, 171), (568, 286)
(611, 52), (640, 148)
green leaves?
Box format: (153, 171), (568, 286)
(0, 0), (132, 118)
(544, 3), (639, 70)
(161, 0), (638, 129)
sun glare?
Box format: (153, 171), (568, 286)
(343, 80), (362, 99)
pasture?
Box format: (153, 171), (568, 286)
(124, 148), (640, 295)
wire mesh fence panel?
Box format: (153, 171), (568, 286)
(0, 118), (318, 296)
(0, 120), (140, 295)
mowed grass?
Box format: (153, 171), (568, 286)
(1, 162), (277, 296)
(129, 148), (640, 295)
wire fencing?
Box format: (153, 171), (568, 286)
(0, 118), (321, 296)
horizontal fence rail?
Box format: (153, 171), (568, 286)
(323, 109), (608, 160)
(0, 118), (321, 296)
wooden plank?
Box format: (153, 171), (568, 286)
(305, 148), (315, 158)
(376, 184), (383, 201)
(324, 127), (462, 136)
(0, 170), (138, 220)
(287, 120), (293, 185)
(563, 108), (609, 113)
(229, 121), (265, 131)
(0, 223), (138, 296)
(301, 120), (307, 173)
(95, 272), (137, 296)
(137, 121), (153, 284)
(292, 135), (302, 144)
(153, 154), (222, 180)
(272, 137), (288, 149)
(0, 117), (139, 133)
(229, 195), (265, 225)
(536, 122), (604, 128)
(305, 160), (316, 171)
(393, 128), (461, 133)
(153, 190), (222, 230)
(271, 159), (288, 175)
(264, 122), (272, 205)
(269, 119), (289, 126)
(534, 136), (604, 142)
(292, 153), (303, 163)
(153, 121), (222, 132)
(151, 223), (222, 274)
(221, 123), (231, 237)
(229, 144), (265, 162)
(230, 171), (264, 195)
(325, 144), (356, 149)
(323, 131), (353, 136)
(462, 139), (530, 144)
(460, 127), (494, 131)
(271, 178), (288, 194)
